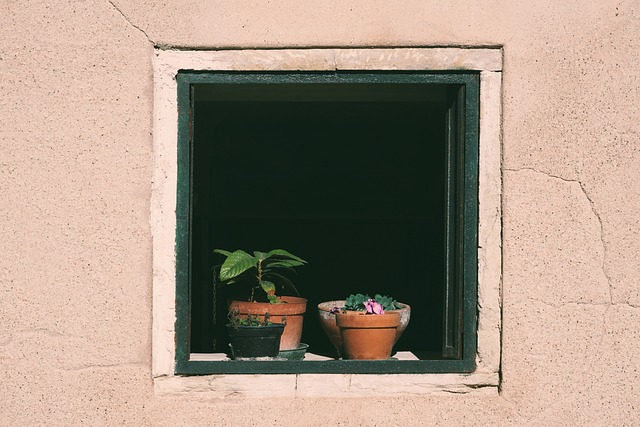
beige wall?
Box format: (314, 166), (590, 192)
(1, 1), (639, 426)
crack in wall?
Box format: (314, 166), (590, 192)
(577, 180), (614, 304)
(505, 167), (613, 305)
(586, 304), (611, 374)
(523, 297), (609, 309)
(504, 164), (640, 399)
(519, 296), (639, 310)
(107, 0), (154, 45)
(56, 362), (147, 372)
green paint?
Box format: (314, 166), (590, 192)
(174, 71), (480, 375)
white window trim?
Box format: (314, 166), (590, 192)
(151, 47), (503, 397)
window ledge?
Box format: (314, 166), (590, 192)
(155, 372), (499, 398)
(156, 353), (499, 397)
(189, 350), (417, 362)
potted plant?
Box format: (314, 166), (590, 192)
(214, 249), (307, 351)
(318, 294), (411, 359)
(226, 310), (285, 359)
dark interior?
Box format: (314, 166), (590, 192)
(189, 83), (449, 358)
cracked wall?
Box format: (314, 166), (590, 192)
(1, 0), (639, 426)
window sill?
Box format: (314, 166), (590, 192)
(177, 351), (476, 375)
(154, 371), (499, 398)
(189, 350), (418, 362)
(155, 352), (498, 397)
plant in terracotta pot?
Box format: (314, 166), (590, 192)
(334, 294), (403, 360)
(214, 249), (308, 352)
(318, 294), (411, 359)
(226, 310), (285, 359)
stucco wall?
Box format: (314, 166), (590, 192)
(1, 1), (639, 426)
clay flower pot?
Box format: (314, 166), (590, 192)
(228, 296), (307, 351)
(335, 311), (401, 360)
(318, 300), (411, 358)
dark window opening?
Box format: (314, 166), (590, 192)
(176, 72), (479, 374)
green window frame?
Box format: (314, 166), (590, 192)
(174, 71), (479, 375)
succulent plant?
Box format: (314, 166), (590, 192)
(339, 293), (403, 315)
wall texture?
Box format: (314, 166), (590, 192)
(1, 1), (639, 426)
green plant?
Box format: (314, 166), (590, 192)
(227, 309), (276, 328)
(336, 293), (403, 315)
(214, 249), (307, 303)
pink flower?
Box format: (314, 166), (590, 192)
(364, 299), (384, 315)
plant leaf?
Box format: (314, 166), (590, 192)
(344, 293), (369, 311)
(264, 260), (305, 268)
(253, 251), (267, 260)
(213, 249), (234, 257)
(374, 294), (400, 311)
(218, 250), (257, 281)
(260, 280), (276, 296)
(264, 272), (300, 296)
(265, 249), (307, 264)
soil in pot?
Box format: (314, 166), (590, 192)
(226, 323), (285, 359)
(335, 311), (401, 360)
(228, 296), (307, 351)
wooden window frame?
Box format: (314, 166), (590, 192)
(173, 71), (479, 375)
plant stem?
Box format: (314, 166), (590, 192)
(250, 259), (262, 303)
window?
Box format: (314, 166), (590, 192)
(152, 48), (502, 393)
(174, 71), (479, 374)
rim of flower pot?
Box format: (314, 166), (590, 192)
(229, 296), (307, 316)
(335, 311), (401, 328)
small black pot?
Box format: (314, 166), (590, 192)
(226, 323), (285, 359)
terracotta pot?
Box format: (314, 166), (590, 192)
(228, 296), (307, 351)
(335, 311), (401, 360)
(317, 300), (411, 358)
